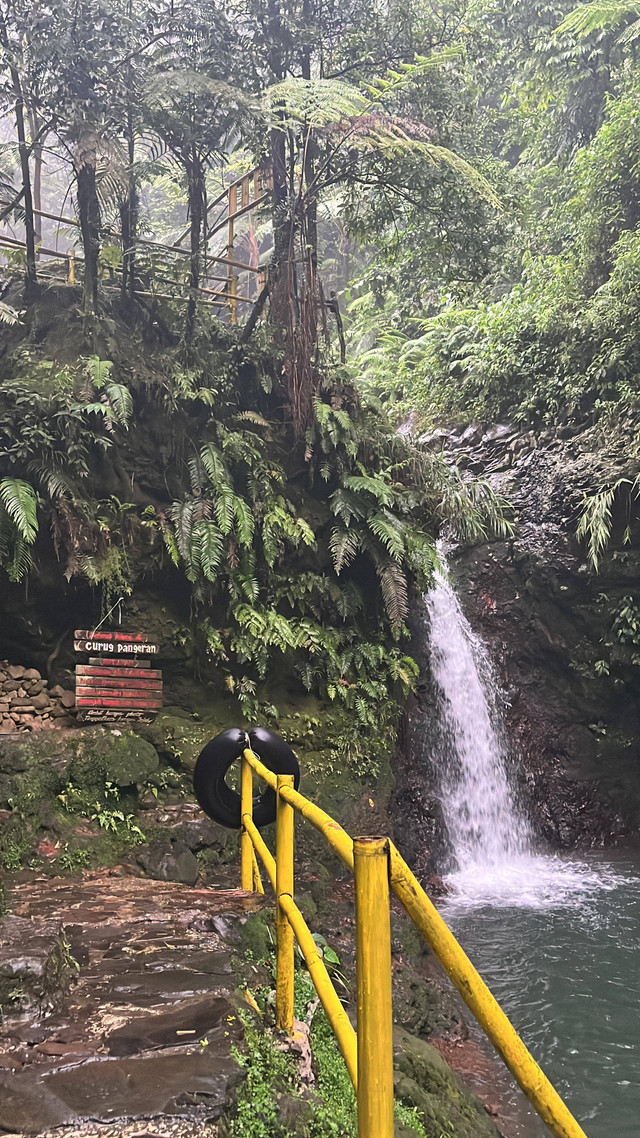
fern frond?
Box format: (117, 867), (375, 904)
(104, 382), (133, 427)
(233, 497), (255, 546)
(556, 0), (640, 39)
(367, 512), (406, 560)
(329, 526), (361, 573)
(0, 301), (21, 325)
(0, 478), (38, 542)
(378, 562), (409, 629)
(193, 519), (224, 581)
(343, 474), (394, 505)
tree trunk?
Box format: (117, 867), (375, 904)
(28, 110), (44, 249)
(266, 0), (290, 329)
(121, 63), (137, 306)
(0, 8), (37, 295)
(75, 140), (101, 315)
(184, 150), (204, 343)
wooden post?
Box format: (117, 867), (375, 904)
(354, 837), (394, 1138)
(67, 250), (76, 284)
(241, 176), (250, 210)
(227, 182), (238, 325)
(275, 773), (295, 1032)
(240, 753), (253, 891)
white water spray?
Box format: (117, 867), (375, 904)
(426, 565), (624, 907)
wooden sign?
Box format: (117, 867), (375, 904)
(74, 630), (159, 656)
(74, 631), (162, 722)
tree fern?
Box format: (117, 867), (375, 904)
(556, 1), (640, 44)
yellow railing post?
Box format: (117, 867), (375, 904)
(240, 752), (253, 892)
(275, 772), (295, 1033)
(354, 837), (394, 1138)
(67, 250), (75, 284)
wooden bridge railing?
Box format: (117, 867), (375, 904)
(0, 164), (270, 323)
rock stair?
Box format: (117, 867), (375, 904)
(0, 872), (265, 1136)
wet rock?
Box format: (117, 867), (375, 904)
(393, 1026), (500, 1137)
(0, 1048), (244, 1132)
(136, 839), (200, 885)
(106, 995), (241, 1055)
(0, 915), (72, 1011)
(171, 816), (231, 854)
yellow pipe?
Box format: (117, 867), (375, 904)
(279, 892), (358, 1090)
(240, 754), (254, 892)
(243, 749), (354, 869)
(354, 838), (394, 1138)
(275, 773), (295, 1033)
(251, 843), (265, 894)
(243, 814), (276, 891)
(388, 844), (588, 1138)
(238, 747), (586, 1138)
(243, 747), (277, 789)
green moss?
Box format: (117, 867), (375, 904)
(240, 915), (274, 964)
(393, 1027), (499, 1138)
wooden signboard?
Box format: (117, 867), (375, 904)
(74, 631), (162, 722)
(74, 630), (159, 656)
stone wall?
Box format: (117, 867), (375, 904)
(0, 663), (76, 734)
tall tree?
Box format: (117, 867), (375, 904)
(0, 2), (37, 295)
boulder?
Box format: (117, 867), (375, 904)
(136, 839), (200, 885)
(393, 1026), (499, 1137)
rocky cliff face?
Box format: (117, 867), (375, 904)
(414, 417), (640, 851)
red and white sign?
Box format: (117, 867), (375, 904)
(74, 631), (162, 721)
(74, 630), (159, 655)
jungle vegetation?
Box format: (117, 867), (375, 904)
(3, 0), (633, 748)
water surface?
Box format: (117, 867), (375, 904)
(441, 855), (640, 1138)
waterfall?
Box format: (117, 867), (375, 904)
(426, 564), (624, 907)
(426, 566), (531, 872)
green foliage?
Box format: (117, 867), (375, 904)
(58, 778), (145, 844)
(577, 476), (640, 568)
(229, 1014), (299, 1138)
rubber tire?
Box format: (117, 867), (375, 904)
(193, 726), (300, 830)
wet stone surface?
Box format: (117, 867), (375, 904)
(0, 872), (265, 1135)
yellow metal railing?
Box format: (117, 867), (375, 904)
(239, 746), (588, 1138)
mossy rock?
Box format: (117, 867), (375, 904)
(142, 713), (221, 773)
(393, 1026), (499, 1137)
(0, 728), (159, 799)
(0, 914), (74, 1012)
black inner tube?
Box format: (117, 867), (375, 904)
(192, 726), (300, 829)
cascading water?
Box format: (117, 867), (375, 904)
(425, 562), (628, 906)
(426, 567), (530, 872)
